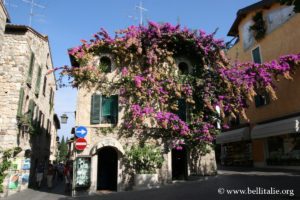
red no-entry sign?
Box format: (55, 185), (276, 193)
(75, 138), (87, 151)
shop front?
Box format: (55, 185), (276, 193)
(251, 116), (300, 167)
(216, 127), (253, 166)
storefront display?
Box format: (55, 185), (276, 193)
(221, 141), (253, 166)
(267, 134), (300, 166)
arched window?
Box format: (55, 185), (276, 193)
(178, 62), (189, 75)
(99, 56), (112, 73)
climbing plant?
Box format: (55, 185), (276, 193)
(249, 12), (267, 40)
(56, 22), (300, 151)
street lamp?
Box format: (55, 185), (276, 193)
(60, 114), (68, 124)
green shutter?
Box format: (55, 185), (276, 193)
(17, 88), (25, 117)
(34, 106), (39, 126)
(27, 53), (35, 84)
(35, 67), (42, 96)
(178, 99), (186, 121)
(254, 95), (261, 107)
(102, 96), (112, 116)
(91, 94), (101, 124)
(111, 95), (118, 124)
(28, 99), (35, 121)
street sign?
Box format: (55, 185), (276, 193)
(75, 138), (87, 151)
(75, 126), (88, 138)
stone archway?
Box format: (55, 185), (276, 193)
(90, 137), (124, 192)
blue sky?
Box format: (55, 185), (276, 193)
(5, 0), (259, 140)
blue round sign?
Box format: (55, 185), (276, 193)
(75, 126), (88, 138)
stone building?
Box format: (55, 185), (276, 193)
(70, 52), (216, 194)
(216, 0), (300, 168)
(0, 0), (9, 51)
(0, 2), (59, 196)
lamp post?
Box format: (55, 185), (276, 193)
(60, 114), (68, 124)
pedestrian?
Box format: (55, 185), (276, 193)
(64, 163), (71, 193)
(47, 163), (54, 189)
(36, 162), (44, 189)
(58, 163), (64, 181)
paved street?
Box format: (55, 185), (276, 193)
(3, 168), (300, 200)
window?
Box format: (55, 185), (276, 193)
(26, 52), (35, 85)
(178, 62), (189, 75)
(47, 119), (51, 135)
(91, 94), (118, 124)
(255, 92), (270, 107)
(35, 67), (42, 96)
(39, 111), (44, 128)
(43, 76), (47, 96)
(176, 99), (187, 121)
(99, 56), (112, 73)
(17, 88), (25, 117)
(49, 88), (54, 105)
(28, 99), (35, 120)
(252, 47), (262, 64)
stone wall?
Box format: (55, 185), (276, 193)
(0, 2), (7, 52)
(0, 26), (58, 196)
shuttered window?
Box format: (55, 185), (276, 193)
(43, 77), (47, 96)
(252, 47), (262, 64)
(17, 88), (25, 117)
(26, 52), (35, 85)
(90, 94), (118, 124)
(177, 99), (187, 122)
(91, 94), (101, 124)
(35, 67), (42, 96)
(255, 92), (270, 107)
(28, 99), (35, 121)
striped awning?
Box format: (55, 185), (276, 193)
(216, 127), (250, 144)
(251, 116), (300, 139)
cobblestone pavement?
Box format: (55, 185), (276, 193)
(3, 169), (300, 200)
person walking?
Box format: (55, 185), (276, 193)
(64, 164), (71, 193)
(47, 164), (54, 189)
(36, 162), (44, 189)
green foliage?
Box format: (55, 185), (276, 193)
(249, 12), (266, 40)
(17, 114), (40, 135)
(58, 136), (68, 163)
(0, 147), (22, 193)
(125, 145), (164, 174)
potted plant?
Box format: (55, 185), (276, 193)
(126, 144), (164, 189)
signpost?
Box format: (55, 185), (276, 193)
(75, 126), (88, 138)
(75, 138), (87, 151)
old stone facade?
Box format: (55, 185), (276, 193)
(217, 1), (300, 168)
(0, 1), (9, 52)
(0, 5), (59, 196)
(72, 54), (216, 195)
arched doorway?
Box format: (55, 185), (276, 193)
(97, 147), (118, 191)
(172, 146), (188, 180)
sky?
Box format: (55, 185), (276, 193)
(5, 0), (259, 140)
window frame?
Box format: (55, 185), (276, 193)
(251, 46), (263, 64)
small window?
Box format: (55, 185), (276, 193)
(26, 52), (35, 85)
(255, 92), (270, 107)
(43, 77), (47, 96)
(99, 56), (112, 73)
(178, 62), (189, 75)
(176, 99), (187, 121)
(252, 47), (262, 64)
(91, 94), (118, 124)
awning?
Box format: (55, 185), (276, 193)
(216, 127), (250, 144)
(251, 116), (300, 139)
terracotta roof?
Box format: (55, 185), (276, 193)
(0, 0), (11, 23)
(228, 0), (277, 37)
